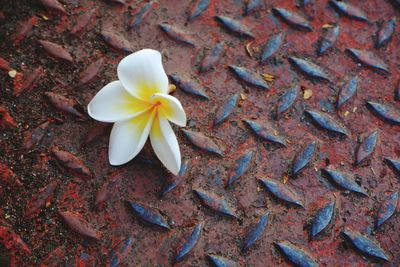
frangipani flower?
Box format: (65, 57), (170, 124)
(87, 49), (186, 175)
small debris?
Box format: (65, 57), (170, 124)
(245, 42), (254, 57)
(302, 88), (312, 99)
(322, 23), (334, 28)
(282, 174), (289, 184)
(343, 111), (349, 116)
(352, 107), (357, 113)
(168, 84), (176, 93)
(261, 73), (275, 82)
(240, 93), (247, 100)
(8, 69), (17, 78)
(370, 167), (376, 176)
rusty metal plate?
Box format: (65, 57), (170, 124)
(0, 0), (399, 266)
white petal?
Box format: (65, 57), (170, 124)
(151, 93), (186, 127)
(88, 81), (152, 123)
(117, 49), (168, 101)
(150, 113), (181, 175)
(108, 110), (155, 165)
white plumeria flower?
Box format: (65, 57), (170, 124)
(87, 49), (186, 175)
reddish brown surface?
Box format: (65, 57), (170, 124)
(0, 0), (399, 266)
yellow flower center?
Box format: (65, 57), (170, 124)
(153, 101), (162, 108)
